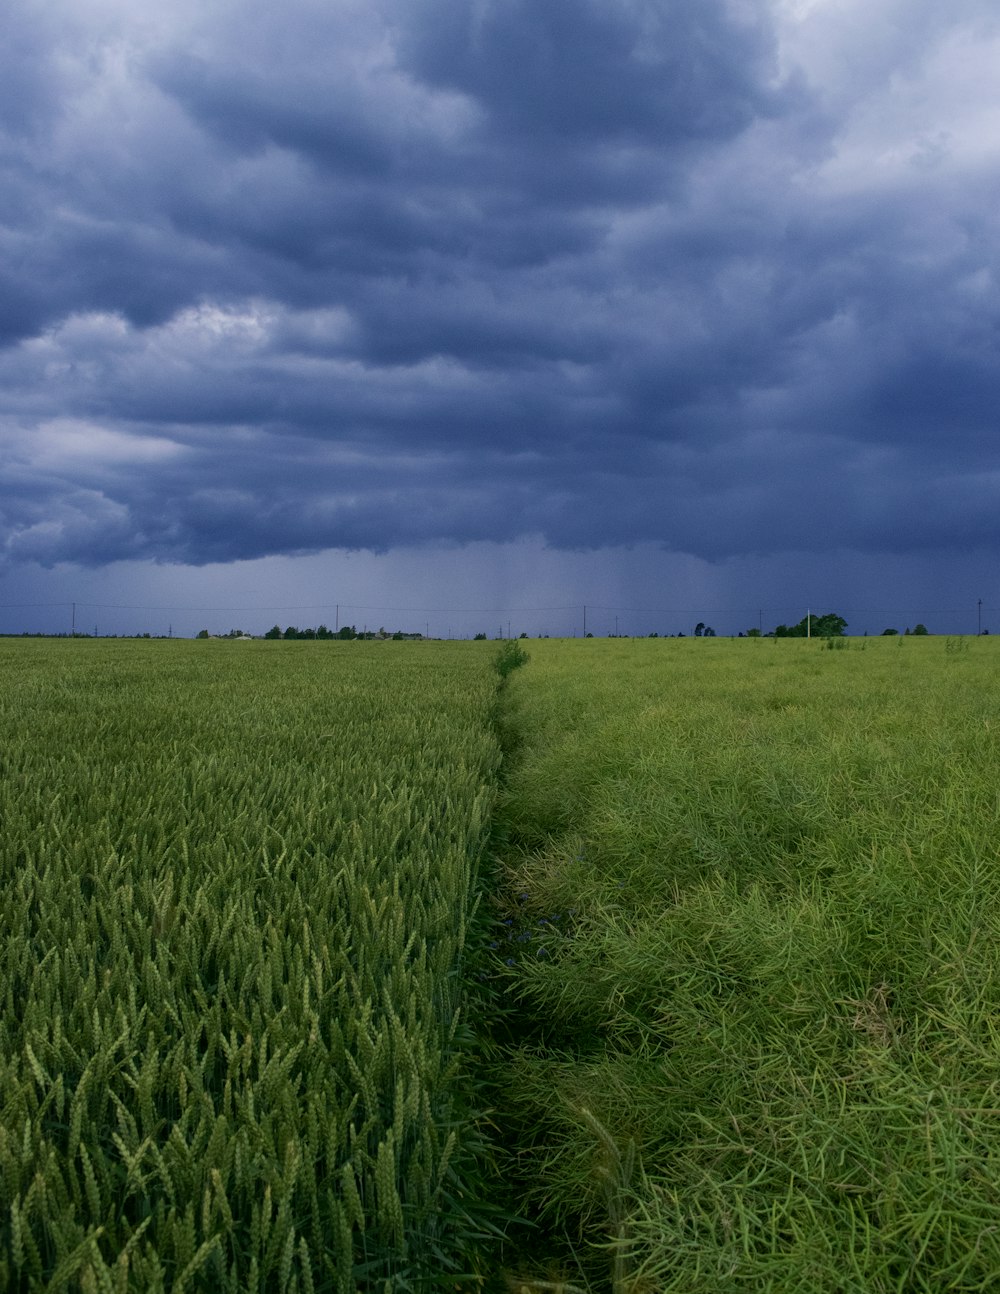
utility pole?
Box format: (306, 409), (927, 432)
(759, 609), (763, 634)
(336, 604), (339, 633)
(978, 599), (983, 636)
(71, 602), (75, 636)
(583, 605), (587, 637)
(806, 608), (811, 640)
(615, 614), (618, 637)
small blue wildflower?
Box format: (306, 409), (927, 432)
(536, 947), (549, 958)
(538, 917), (548, 925)
(488, 941), (499, 949)
(506, 958), (516, 966)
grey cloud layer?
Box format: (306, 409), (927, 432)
(1, 0), (999, 569)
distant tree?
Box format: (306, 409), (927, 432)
(264, 625), (282, 639)
(474, 633), (487, 640)
(196, 629), (209, 639)
(881, 628), (899, 636)
(648, 631), (659, 638)
(694, 622), (705, 637)
(283, 626), (299, 639)
(776, 612), (847, 638)
(746, 627), (761, 637)
(519, 632), (528, 639)
(336, 625), (357, 639)
(704, 626), (716, 637)
(912, 623), (929, 635)
(585, 632), (594, 638)
(315, 624), (332, 639)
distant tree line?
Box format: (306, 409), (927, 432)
(264, 624), (355, 639)
(194, 626), (426, 640)
(770, 612), (848, 638)
(262, 626), (424, 640)
(739, 614), (932, 638)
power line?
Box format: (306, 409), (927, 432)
(1, 600), (586, 615)
(3, 599), (764, 615)
(1, 599), (995, 618)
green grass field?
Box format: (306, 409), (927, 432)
(5, 633), (1000, 1291)
(0, 638), (503, 1292)
(490, 635), (1000, 1292)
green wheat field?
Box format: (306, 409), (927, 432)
(3, 634), (1000, 1291)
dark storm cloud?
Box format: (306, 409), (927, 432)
(396, 0), (784, 145)
(2, 0), (1000, 573)
(0, 5), (63, 139)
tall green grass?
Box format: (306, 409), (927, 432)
(491, 636), (1000, 1291)
(0, 638), (502, 1291)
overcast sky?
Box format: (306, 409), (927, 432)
(2, 0), (998, 637)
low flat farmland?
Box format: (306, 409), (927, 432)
(0, 638), (501, 1292)
(9, 633), (1000, 1292)
(493, 635), (1000, 1292)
